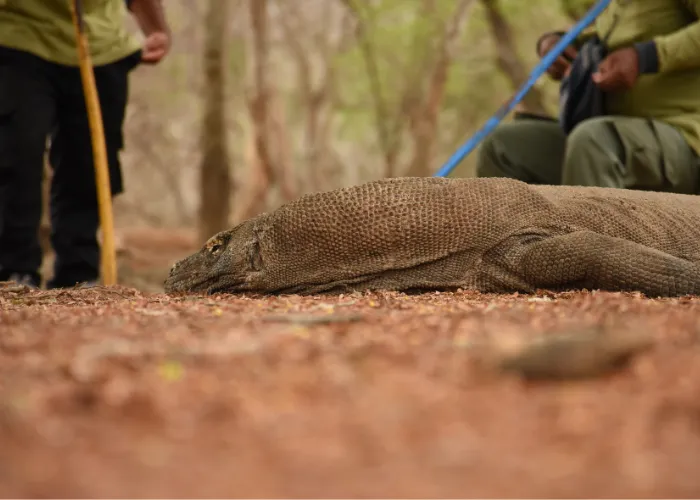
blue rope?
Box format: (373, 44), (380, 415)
(433, 0), (612, 178)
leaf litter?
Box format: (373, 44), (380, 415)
(1, 286), (700, 497)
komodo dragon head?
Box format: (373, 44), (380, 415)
(164, 220), (261, 295)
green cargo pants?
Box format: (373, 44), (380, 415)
(475, 115), (700, 194)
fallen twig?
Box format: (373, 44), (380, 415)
(262, 313), (364, 325)
(495, 328), (655, 380)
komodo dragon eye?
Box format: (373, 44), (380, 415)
(205, 237), (225, 255)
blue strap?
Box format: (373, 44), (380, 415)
(433, 0), (612, 178)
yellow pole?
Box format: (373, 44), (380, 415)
(68, 0), (118, 286)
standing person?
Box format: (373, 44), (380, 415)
(475, 0), (700, 195)
(0, 0), (170, 289)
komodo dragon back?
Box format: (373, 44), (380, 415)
(164, 177), (700, 297)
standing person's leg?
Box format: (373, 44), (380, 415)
(0, 48), (57, 287)
(475, 118), (567, 185)
(47, 52), (140, 289)
(562, 116), (699, 194)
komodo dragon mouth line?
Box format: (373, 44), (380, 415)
(207, 278), (248, 295)
(165, 272), (239, 294)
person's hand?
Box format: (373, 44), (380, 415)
(592, 47), (639, 91)
(141, 31), (170, 65)
(538, 33), (578, 81)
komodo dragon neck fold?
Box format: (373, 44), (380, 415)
(164, 177), (700, 298)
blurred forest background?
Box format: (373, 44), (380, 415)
(47, 0), (598, 290)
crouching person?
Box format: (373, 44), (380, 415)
(475, 0), (700, 195)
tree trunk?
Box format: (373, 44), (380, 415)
(404, 52), (449, 177)
(343, 0), (398, 177)
(269, 92), (297, 202)
(276, 0), (342, 191)
(481, 0), (550, 117)
(405, 0), (475, 177)
(236, 127), (269, 221)
(242, 0), (276, 218)
(198, 0), (231, 244)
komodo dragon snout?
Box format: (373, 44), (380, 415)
(164, 221), (260, 294)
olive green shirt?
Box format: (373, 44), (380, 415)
(0, 0), (141, 67)
(579, 0), (700, 154)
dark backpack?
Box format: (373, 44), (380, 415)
(558, 35), (608, 134)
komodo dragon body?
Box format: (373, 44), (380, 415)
(164, 177), (700, 297)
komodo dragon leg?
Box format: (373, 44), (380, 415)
(512, 231), (700, 297)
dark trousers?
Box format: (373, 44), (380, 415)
(0, 46), (141, 288)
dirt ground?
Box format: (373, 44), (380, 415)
(2, 274), (700, 499)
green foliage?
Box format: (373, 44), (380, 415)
(327, 0), (572, 173)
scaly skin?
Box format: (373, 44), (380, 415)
(164, 177), (700, 298)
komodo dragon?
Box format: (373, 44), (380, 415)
(164, 177), (700, 298)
